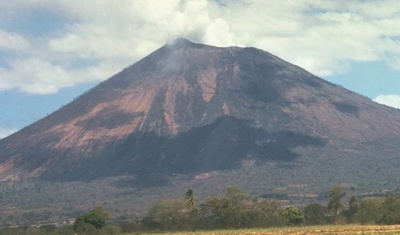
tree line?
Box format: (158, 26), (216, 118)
(125, 185), (400, 233)
(2, 185), (400, 234)
(79, 185), (400, 234)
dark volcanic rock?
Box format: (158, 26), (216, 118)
(1, 38), (400, 186)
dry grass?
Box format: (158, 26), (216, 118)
(137, 224), (400, 235)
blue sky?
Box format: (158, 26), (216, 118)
(0, 0), (400, 138)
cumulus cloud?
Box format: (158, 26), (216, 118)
(0, 30), (31, 50)
(0, 127), (17, 139)
(373, 94), (400, 109)
(0, 58), (123, 94)
(1, 0), (400, 94)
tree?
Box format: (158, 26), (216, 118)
(184, 189), (199, 231)
(185, 189), (198, 210)
(145, 199), (189, 231)
(377, 194), (400, 224)
(258, 200), (286, 227)
(221, 185), (249, 228)
(201, 186), (249, 229)
(328, 186), (346, 223)
(357, 197), (384, 224)
(281, 206), (304, 225)
(73, 206), (109, 234)
(304, 203), (327, 225)
(342, 195), (358, 223)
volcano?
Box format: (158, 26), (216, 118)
(1, 38), (400, 194)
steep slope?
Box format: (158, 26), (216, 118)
(1, 38), (400, 186)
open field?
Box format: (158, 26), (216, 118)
(137, 225), (400, 235)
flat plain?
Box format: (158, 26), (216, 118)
(137, 225), (400, 235)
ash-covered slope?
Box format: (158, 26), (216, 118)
(1, 38), (400, 183)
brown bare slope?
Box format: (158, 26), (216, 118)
(1, 38), (400, 187)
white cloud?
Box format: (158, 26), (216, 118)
(0, 58), (123, 94)
(1, 0), (400, 94)
(0, 127), (17, 139)
(203, 18), (235, 47)
(0, 30), (30, 51)
(373, 94), (400, 109)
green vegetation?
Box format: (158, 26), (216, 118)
(328, 185), (346, 223)
(114, 185), (400, 233)
(3, 185), (400, 234)
(281, 206), (304, 225)
(304, 203), (327, 225)
(72, 206), (120, 234)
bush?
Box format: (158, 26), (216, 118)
(73, 206), (109, 234)
(304, 203), (327, 225)
(281, 206), (304, 225)
(357, 197), (384, 224)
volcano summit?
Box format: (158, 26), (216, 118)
(1, 38), (400, 195)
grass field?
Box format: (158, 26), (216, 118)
(137, 225), (400, 235)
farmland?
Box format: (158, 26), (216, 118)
(138, 225), (400, 235)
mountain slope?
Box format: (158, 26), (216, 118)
(0, 38), (400, 187)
